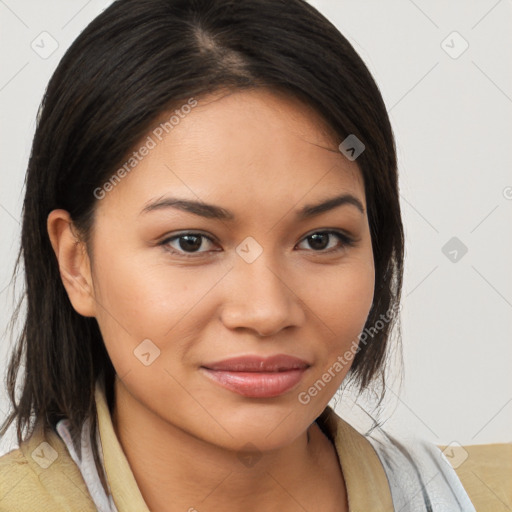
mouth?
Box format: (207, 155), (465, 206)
(200, 354), (311, 398)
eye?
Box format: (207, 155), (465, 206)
(159, 229), (355, 259)
(160, 232), (218, 258)
(296, 230), (355, 253)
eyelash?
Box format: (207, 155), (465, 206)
(159, 230), (355, 259)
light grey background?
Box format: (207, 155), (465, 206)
(1, 0), (511, 456)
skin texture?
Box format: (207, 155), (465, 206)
(48, 88), (375, 512)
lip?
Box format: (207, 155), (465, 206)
(202, 354), (311, 372)
(200, 354), (311, 398)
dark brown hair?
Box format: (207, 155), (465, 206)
(1, 0), (403, 496)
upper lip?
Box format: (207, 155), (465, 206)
(202, 354), (311, 372)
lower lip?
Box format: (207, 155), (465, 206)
(200, 367), (308, 398)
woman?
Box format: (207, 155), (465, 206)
(0, 0), (491, 510)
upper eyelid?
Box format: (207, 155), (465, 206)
(161, 228), (352, 242)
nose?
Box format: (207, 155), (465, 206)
(219, 255), (305, 337)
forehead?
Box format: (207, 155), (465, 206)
(95, 88), (365, 220)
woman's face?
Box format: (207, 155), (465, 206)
(85, 88), (374, 451)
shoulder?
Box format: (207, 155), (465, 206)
(0, 423), (97, 512)
(367, 430), (477, 511)
(368, 428), (512, 512)
(318, 406), (489, 511)
(440, 442), (512, 512)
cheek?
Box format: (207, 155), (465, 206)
(310, 255), (375, 338)
(293, 255), (374, 414)
(92, 243), (211, 327)
(90, 246), (228, 370)
(304, 255), (375, 376)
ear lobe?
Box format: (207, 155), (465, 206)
(47, 209), (96, 317)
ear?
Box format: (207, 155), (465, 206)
(47, 209), (96, 317)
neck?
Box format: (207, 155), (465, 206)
(111, 377), (347, 512)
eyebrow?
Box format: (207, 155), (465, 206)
(140, 193), (365, 220)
